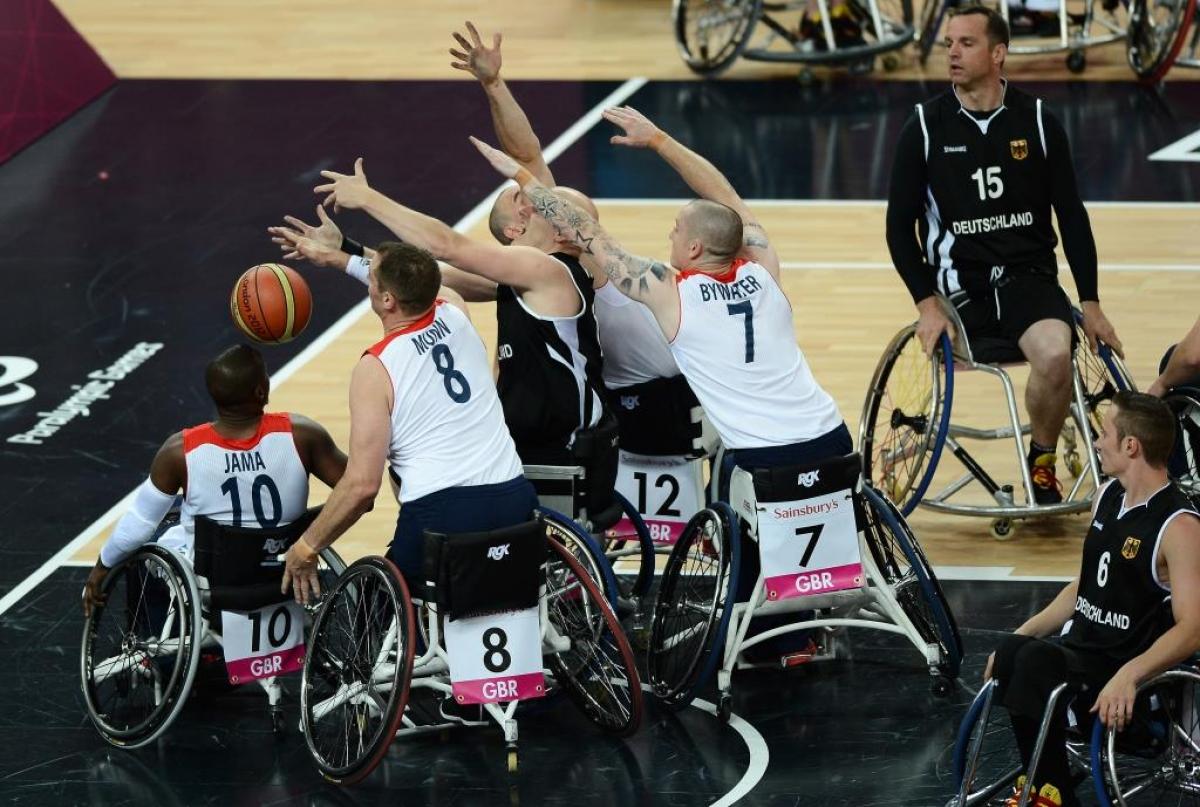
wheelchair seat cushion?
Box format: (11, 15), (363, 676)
(964, 336), (1027, 365)
(423, 519), (547, 621)
(604, 375), (702, 456)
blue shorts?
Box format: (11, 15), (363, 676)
(387, 476), (539, 587)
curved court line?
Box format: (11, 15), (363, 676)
(0, 76), (648, 619)
(689, 697), (770, 807)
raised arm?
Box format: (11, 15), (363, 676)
(470, 136), (678, 332)
(314, 158), (561, 294)
(450, 22), (555, 186)
(604, 106), (779, 277)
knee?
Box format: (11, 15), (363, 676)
(1027, 341), (1072, 380)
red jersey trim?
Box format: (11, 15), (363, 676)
(675, 258), (748, 285)
(183, 412), (292, 453)
(364, 300), (444, 358)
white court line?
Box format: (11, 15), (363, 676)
(778, 260), (1200, 272)
(0, 77), (649, 619)
(689, 696), (770, 807)
(933, 566), (1074, 583)
(595, 198), (1200, 209)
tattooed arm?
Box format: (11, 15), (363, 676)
(603, 105), (780, 279)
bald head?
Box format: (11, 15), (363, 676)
(682, 200), (742, 261)
(487, 183), (600, 247)
(554, 186), (599, 221)
(206, 344), (268, 411)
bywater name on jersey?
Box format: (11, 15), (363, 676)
(698, 274), (762, 302)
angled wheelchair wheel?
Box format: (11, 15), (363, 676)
(545, 538), (644, 737)
(540, 506), (620, 607)
(672, 0), (763, 76)
(601, 491), (656, 601)
(81, 545), (203, 749)
(952, 681), (1026, 805)
(647, 503), (741, 710)
(916, 0), (948, 64)
(1127, 0), (1197, 82)
(1091, 668), (1200, 807)
(860, 328), (954, 516)
(862, 484), (963, 679)
(301, 556), (416, 786)
(1163, 390), (1200, 498)
(1073, 309), (1137, 452)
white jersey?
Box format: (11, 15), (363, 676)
(670, 259), (843, 449)
(594, 280), (682, 388)
(368, 299), (523, 501)
(160, 413), (311, 561)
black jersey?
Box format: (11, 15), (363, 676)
(885, 82), (1098, 305)
(1063, 480), (1199, 660)
(495, 252), (606, 459)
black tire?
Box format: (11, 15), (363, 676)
(1126, 0), (1197, 82)
(602, 491), (656, 600)
(861, 484), (963, 678)
(672, 0), (764, 76)
(300, 556), (416, 785)
(951, 681), (1026, 805)
(545, 539), (644, 737)
(1163, 391), (1200, 498)
(540, 507), (621, 607)
(916, 0), (946, 64)
(860, 327), (953, 515)
(81, 544), (202, 749)
(647, 504), (741, 709)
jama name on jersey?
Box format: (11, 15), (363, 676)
(224, 451), (267, 474)
(698, 274), (762, 302)
(1074, 594), (1131, 630)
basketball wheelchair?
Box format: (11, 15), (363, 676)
(297, 517), (643, 785)
(80, 508), (345, 748)
(1124, 0), (1196, 80)
(1159, 352), (1200, 499)
(861, 296), (1135, 540)
(951, 665), (1200, 806)
(646, 451), (963, 721)
(672, 0), (916, 78)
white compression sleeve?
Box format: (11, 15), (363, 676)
(99, 479), (178, 568)
(346, 255), (370, 285)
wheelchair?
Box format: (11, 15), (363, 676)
(672, 0), (915, 79)
(1125, 0), (1196, 80)
(80, 508), (345, 748)
(523, 415), (657, 610)
(298, 517), (643, 785)
(861, 297), (1135, 540)
(646, 452), (963, 721)
(1164, 384), (1200, 499)
(951, 666), (1200, 806)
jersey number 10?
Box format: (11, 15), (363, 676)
(221, 475), (283, 528)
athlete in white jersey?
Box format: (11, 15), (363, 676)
(83, 345), (347, 615)
(283, 242), (536, 601)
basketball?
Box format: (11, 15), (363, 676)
(229, 263), (313, 344)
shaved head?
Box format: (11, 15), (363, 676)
(682, 200), (742, 261)
(488, 186), (521, 245)
(206, 344), (268, 410)
(553, 186), (599, 221)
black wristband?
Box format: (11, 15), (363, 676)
(341, 235), (365, 257)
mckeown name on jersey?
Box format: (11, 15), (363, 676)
(951, 211), (1034, 235)
(1075, 594), (1131, 630)
(698, 274), (762, 302)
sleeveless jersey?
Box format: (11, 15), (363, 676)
(495, 252), (606, 454)
(671, 259), (843, 449)
(594, 279), (682, 388)
(914, 83), (1061, 294)
(178, 412), (310, 544)
(1063, 480), (1200, 660)
(367, 299), (522, 501)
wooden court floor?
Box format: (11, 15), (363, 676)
(67, 201), (1200, 577)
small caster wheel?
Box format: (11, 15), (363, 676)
(270, 708), (285, 735)
(1067, 50), (1086, 73)
(882, 53), (900, 71)
(931, 675), (954, 698)
(1065, 452), (1083, 478)
(716, 694), (733, 724)
(990, 518), (1015, 541)
(507, 749), (519, 774)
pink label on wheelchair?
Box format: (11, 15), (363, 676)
(226, 643), (305, 685)
(765, 563), (864, 601)
(614, 516), (686, 546)
(452, 672), (546, 705)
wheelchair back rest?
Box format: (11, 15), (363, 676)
(527, 416), (622, 531)
(193, 508), (321, 611)
(607, 375), (708, 457)
(422, 518), (547, 622)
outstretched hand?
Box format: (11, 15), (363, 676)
(450, 21), (502, 85)
(603, 105), (664, 149)
(470, 136), (522, 179)
(314, 157), (372, 214)
(268, 205), (342, 261)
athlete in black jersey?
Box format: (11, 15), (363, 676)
(981, 392), (1200, 807)
(885, 4), (1124, 506)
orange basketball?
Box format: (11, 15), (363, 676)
(230, 263), (312, 344)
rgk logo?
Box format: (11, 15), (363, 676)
(0, 357), (37, 407)
(796, 470), (821, 487)
(620, 395), (639, 410)
(486, 544), (510, 560)
(263, 538), (288, 556)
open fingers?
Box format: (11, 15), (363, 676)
(465, 20), (482, 46)
(450, 48), (469, 62)
(453, 32), (472, 52)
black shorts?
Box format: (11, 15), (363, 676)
(953, 268), (1076, 355)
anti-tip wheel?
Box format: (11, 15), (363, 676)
(507, 749), (519, 774)
(989, 518), (1016, 541)
(717, 694), (733, 724)
(931, 675), (954, 698)
(882, 53), (900, 71)
(1067, 50), (1086, 73)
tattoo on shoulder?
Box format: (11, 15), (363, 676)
(743, 222), (770, 249)
(574, 230), (595, 255)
